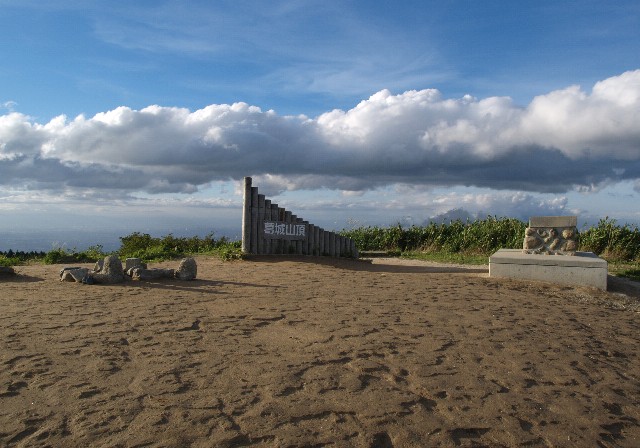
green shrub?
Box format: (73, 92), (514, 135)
(214, 242), (244, 261)
(43, 248), (72, 264)
(0, 255), (21, 268)
(0, 250), (47, 265)
(41, 245), (108, 265)
(118, 232), (154, 257)
(579, 218), (640, 262)
(341, 216), (640, 264)
(84, 245), (107, 261)
(117, 231), (241, 261)
(340, 217), (527, 256)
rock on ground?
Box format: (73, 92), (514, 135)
(59, 267), (90, 283)
(131, 268), (175, 281)
(175, 257), (197, 280)
(91, 255), (125, 284)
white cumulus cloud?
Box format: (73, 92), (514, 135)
(1, 70), (639, 196)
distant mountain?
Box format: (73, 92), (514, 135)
(426, 208), (476, 224)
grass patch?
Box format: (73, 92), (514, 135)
(210, 243), (244, 261)
(608, 262), (640, 281)
(617, 269), (640, 282)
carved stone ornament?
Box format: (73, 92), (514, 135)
(522, 216), (578, 256)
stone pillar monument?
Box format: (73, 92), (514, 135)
(490, 215), (607, 290)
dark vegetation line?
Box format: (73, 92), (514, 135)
(340, 217), (640, 261)
(338, 217), (640, 280)
(0, 232), (243, 267)
(1, 218), (639, 280)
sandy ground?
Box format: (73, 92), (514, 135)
(1, 255), (639, 448)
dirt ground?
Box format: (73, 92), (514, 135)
(1, 256), (639, 447)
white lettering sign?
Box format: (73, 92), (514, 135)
(263, 221), (307, 240)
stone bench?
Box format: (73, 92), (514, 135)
(490, 249), (607, 290)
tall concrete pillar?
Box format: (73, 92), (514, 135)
(241, 177), (252, 253)
(284, 211), (293, 254)
(295, 217), (303, 255)
(250, 186), (259, 254)
(257, 194), (265, 254)
(328, 232), (336, 257)
(307, 223), (314, 255)
(313, 226), (320, 255)
(264, 199), (272, 255)
(271, 204), (280, 254)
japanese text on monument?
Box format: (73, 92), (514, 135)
(263, 221), (307, 240)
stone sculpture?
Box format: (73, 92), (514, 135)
(91, 255), (126, 283)
(60, 267), (91, 283)
(125, 257), (146, 271)
(129, 257), (197, 281)
(176, 257), (197, 280)
(130, 268), (175, 281)
(61, 256), (197, 284)
(522, 216), (577, 256)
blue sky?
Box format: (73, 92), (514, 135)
(1, 0), (640, 249)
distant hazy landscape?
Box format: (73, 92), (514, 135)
(1, 226), (239, 253)
(3, 215), (639, 255)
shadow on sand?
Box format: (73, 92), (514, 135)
(244, 255), (488, 274)
(245, 255), (640, 300)
(607, 276), (640, 299)
(92, 278), (277, 294)
(0, 272), (45, 283)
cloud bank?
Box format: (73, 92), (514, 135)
(1, 70), (639, 196)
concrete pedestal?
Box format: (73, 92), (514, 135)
(489, 249), (607, 290)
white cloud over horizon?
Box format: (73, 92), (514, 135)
(2, 70), (639, 201)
